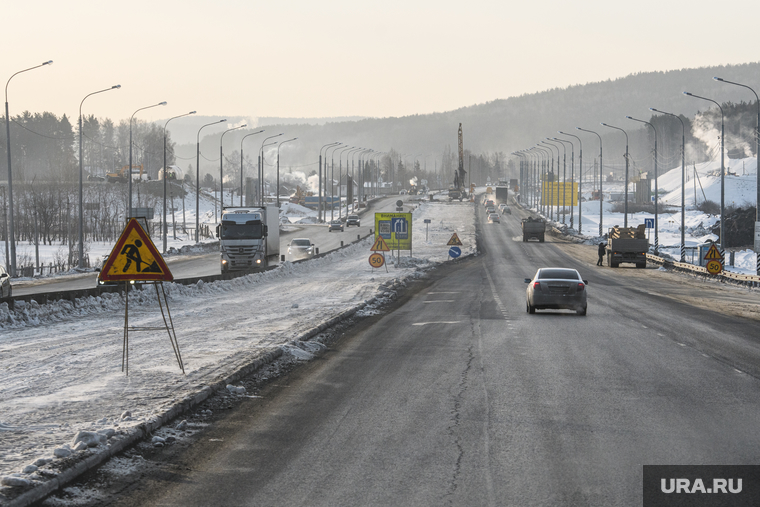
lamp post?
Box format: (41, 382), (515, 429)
(358, 149), (373, 206)
(601, 122), (630, 228)
(79, 84), (121, 266)
(553, 137), (574, 228)
(161, 110), (194, 253)
(522, 149), (536, 210)
(240, 130), (264, 207)
(559, 131), (582, 234)
(219, 124), (247, 218)
(532, 147), (547, 215)
(259, 133), (283, 206)
(330, 146), (354, 222)
(4, 60), (52, 276)
(319, 142), (340, 222)
(650, 108), (686, 262)
(535, 146), (552, 215)
(129, 101), (167, 220)
(550, 138), (569, 224)
(541, 140), (560, 221)
(196, 119), (226, 243)
(626, 116), (658, 253)
(685, 91), (725, 261)
(577, 127), (604, 236)
(714, 77), (760, 274)
(346, 147), (363, 215)
(325, 144), (343, 219)
(276, 138), (298, 208)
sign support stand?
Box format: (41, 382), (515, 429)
(122, 281), (184, 376)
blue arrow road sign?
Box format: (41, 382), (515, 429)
(449, 246), (462, 258)
(645, 218), (654, 229)
(391, 217), (408, 239)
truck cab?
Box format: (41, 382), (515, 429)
(217, 206), (280, 272)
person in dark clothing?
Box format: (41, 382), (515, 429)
(597, 242), (606, 266)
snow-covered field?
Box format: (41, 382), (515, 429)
(0, 197), (475, 495)
(533, 155), (759, 274)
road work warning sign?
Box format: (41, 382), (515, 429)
(99, 218), (173, 282)
(447, 232), (463, 246)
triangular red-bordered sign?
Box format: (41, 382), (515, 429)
(704, 243), (722, 261)
(99, 218), (173, 282)
(447, 233), (463, 246)
(370, 235), (390, 252)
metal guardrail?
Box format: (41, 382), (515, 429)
(646, 253), (760, 287)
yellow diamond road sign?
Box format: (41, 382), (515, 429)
(370, 235), (390, 252)
(447, 233), (463, 246)
(99, 218), (173, 282)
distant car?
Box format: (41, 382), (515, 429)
(525, 267), (588, 316)
(498, 204), (506, 211)
(288, 238), (315, 259)
(484, 199), (495, 208)
(346, 214), (361, 227)
(502, 206), (511, 214)
(486, 206), (496, 214)
(488, 213), (500, 223)
(328, 220), (344, 232)
(0, 265), (11, 297)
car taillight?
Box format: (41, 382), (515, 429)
(533, 281), (541, 290)
(577, 283), (585, 291)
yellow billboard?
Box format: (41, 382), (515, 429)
(541, 182), (578, 206)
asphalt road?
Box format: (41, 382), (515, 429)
(12, 196), (410, 297)
(76, 200), (760, 506)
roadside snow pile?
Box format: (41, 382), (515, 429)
(0, 198), (476, 492)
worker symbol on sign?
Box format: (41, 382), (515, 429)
(120, 239), (162, 273)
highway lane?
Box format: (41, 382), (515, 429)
(72, 199), (760, 506)
(11, 195), (410, 297)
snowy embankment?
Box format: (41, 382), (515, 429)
(0, 198), (475, 496)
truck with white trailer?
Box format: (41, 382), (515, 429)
(217, 206), (280, 272)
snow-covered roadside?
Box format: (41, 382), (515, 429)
(0, 199), (475, 501)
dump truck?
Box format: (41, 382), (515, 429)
(522, 217), (546, 242)
(607, 224), (648, 268)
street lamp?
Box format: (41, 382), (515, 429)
(534, 146), (551, 215)
(129, 101), (167, 219)
(541, 140), (560, 221)
(577, 127), (604, 236)
(259, 133), (283, 206)
(559, 131), (582, 234)
(714, 76), (760, 274)
(220, 124), (247, 217)
(685, 91), (725, 260)
(552, 137), (575, 229)
(330, 146), (353, 222)
(601, 122), (630, 228)
(276, 138), (298, 208)
(79, 84), (121, 266)
(196, 119), (226, 243)
(162, 110), (195, 253)
(336, 146), (354, 220)
(319, 142), (340, 222)
(550, 138), (569, 224)
(650, 108), (686, 262)
(626, 116), (658, 253)
(344, 147), (363, 216)
(4, 60), (52, 276)
(240, 130), (265, 206)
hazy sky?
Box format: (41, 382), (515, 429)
(5, 0), (759, 125)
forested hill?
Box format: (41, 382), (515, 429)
(173, 62), (760, 172)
